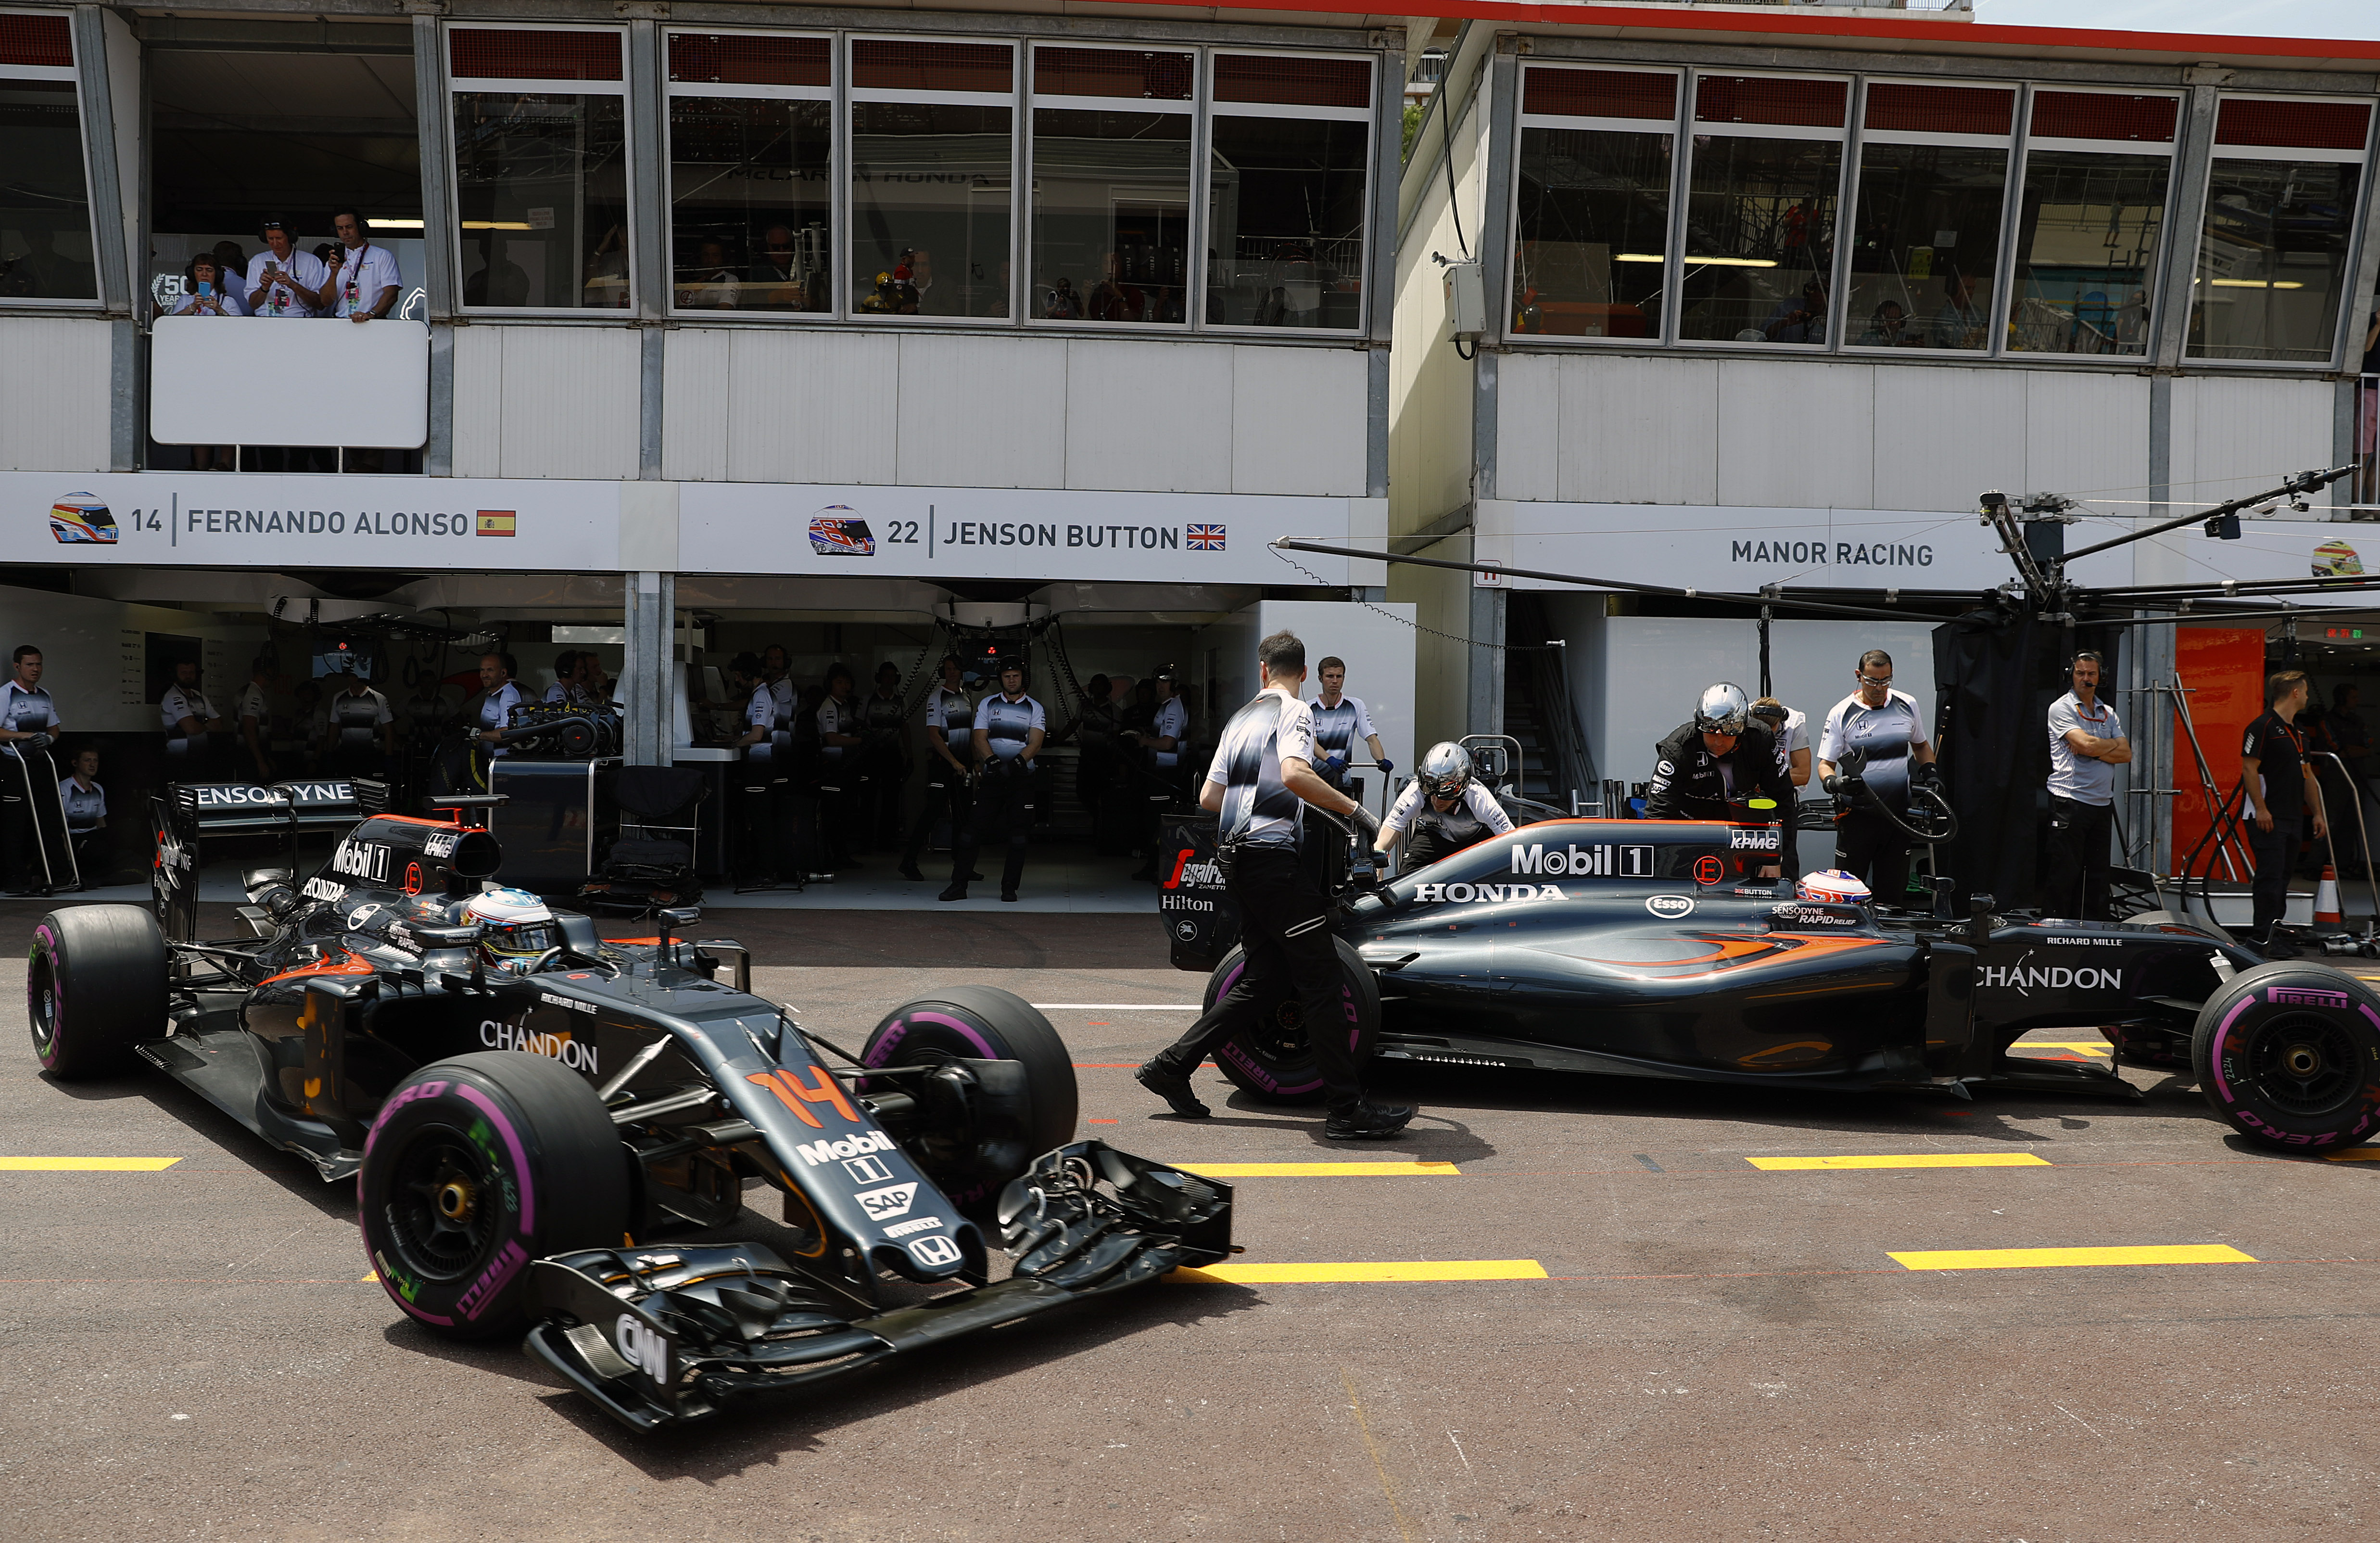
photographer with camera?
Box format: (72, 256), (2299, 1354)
(942, 657), (1044, 904)
(1817, 650), (1936, 906)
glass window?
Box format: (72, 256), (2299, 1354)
(1029, 47), (1193, 325)
(1206, 54), (1372, 332)
(850, 39), (1013, 319)
(0, 16), (97, 302)
(667, 34), (831, 314)
(1677, 76), (1848, 345)
(450, 29), (631, 311)
(2188, 100), (2373, 365)
(2007, 91), (2179, 357)
(1842, 85), (2013, 351)
(1509, 68), (1674, 340)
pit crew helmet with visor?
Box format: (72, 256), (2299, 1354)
(465, 887), (561, 974)
(1417, 741), (1474, 800)
(1694, 683), (1751, 737)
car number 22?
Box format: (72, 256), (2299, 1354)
(886, 520), (922, 544)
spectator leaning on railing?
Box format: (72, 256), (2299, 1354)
(318, 208), (402, 324)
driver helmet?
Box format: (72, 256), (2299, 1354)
(1797, 870), (1873, 906)
(464, 887), (560, 974)
(1417, 741), (1474, 800)
(1694, 683), (1751, 737)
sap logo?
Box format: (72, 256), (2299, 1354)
(481, 1019), (600, 1075)
(1510, 842), (1654, 878)
(423, 830), (460, 859)
(2270, 987), (2352, 1008)
(1164, 850), (1223, 889)
(1414, 882), (1566, 904)
(614, 1313), (671, 1383)
(299, 875), (347, 904)
(1729, 827), (1782, 852)
(883, 1216), (944, 1239)
(1646, 894), (1696, 919)
(1978, 951), (2121, 996)
(538, 992), (598, 1015)
(855, 1182), (919, 1221)
(907, 1236), (964, 1267)
(794, 1130), (899, 1168)
(328, 838), (391, 883)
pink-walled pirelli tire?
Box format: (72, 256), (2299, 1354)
(2192, 961), (2380, 1152)
(861, 987), (1076, 1211)
(358, 1052), (629, 1340)
(27, 905), (167, 1079)
(1202, 937), (1380, 1106)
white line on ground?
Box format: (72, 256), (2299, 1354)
(1030, 1004), (1202, 1010)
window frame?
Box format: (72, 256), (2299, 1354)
(661, 27), (836, 321)
(0, 9), (102, 312)
(1501, 62), (1684, 349)
(844, 33), (1021, 328)
(1200, 45), (1379, 339)
(445, 21), (636, 319)
(1022, 40), (1198, 333)
(2183, 90), (2377, 373)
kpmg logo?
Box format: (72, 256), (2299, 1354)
(809, 507), (876, 557)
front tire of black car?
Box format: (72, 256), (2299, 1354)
(27, 905), (167, 1079)
(358, 1052), (629, 1340)
(2192, 961), (2380, 1152)
(1203, 938), (1381, 1106)
(861, 987), (1078, 1212)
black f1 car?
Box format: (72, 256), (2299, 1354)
(26, 781), (1230, 1429)
(1163, 810), (2380, 1154)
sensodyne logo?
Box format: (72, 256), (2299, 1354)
(1415, 881), (1567, 904)
(1978, 950), (2121, 996)
(1646, 894), (1696, 919)
(1511, 842), (1655, 877)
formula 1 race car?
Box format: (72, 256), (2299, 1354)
(1162, 811), (2380, 1154)
(26, 780), (1231, 1429)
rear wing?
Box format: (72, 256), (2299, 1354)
(149, 779), (365, 941)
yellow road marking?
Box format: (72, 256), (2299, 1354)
(1175, 1161), (1461, 1177)
(0, 1157), (182, 1172)
(2010, 1041), (2113, 1053)
(361, 1272), (380, 1283)
(1748, 1153), (2051, 1171)
(1171, 1259), (1547, 1284)
(2326, 1148), (2380, 1161)
(1890, 1244), (2256, 1271)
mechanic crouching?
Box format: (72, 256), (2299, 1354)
(1374, 742), (1513, 873)
(1646, 683), (1797, 877)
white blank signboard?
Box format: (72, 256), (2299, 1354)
(151, 316), (430, 448)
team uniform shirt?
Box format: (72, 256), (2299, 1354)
(1149, 695), (1189, 769)
(925, 686), (976, 763)
(1205, 687), (1317, 850)
(543, 680), (571, 704)
(978, 693), (1046, 765)
(2243, 710), (2310, 822)
(1382, 778), (1513, 838)
(816, 696), (856, 761)
(329, 242), (402, 319)
(479, 681), (523, 758)
(2046, 692), (2123, 806)
(1817, 689), (1929, 815)
(0, 680), (61, 762)
(244, 250), (329, 318)
(236, 680), (271, 727)
(160, 685), (219, 750)
(58, 777), (104, 830)
(1308, 694), (1377, 776)
(327, 686), (394, 745)
(1766, 708), (1810, 783)
(1646, 721), (1793, 822)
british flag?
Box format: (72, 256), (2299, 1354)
(1187, 523), (1226, 551)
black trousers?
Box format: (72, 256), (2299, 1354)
(68, 824), (108, 885)
(903, 767), (974, 866)
(956, 764), (1033, 894)
(1835, 808), (1911, 906)
(855, 749), (907, 850)
(1155, 846), (1367, 1111)
(2250, 815), (2303, 938)
(736, 763), (808, 885)
(2043, 795), (2114, 920)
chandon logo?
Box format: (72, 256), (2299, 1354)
(1978, 951), (2122, 995)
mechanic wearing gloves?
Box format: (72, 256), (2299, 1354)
(1135, 629), (1414, 1141)
(1, 644), (66, 893)
(1310, 656), (1390, 792)
(1816, 650), (1936, 907)
(1646, 683), (1797, 878)
(1125, 667), (1190, 882)
(2241, 669), (2326, 951)
(901, 653), (982, 884)
(2043, 650), (2129, 921)
(944, 657), (1045, 903)
(1375, 741), (1512, 872)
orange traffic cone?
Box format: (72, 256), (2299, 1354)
(2315, 865), (2343, 927)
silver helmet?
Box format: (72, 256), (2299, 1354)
(1693, 682), (1751, 737)
(1417, 741), (1474, 799)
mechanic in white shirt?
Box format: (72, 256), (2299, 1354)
(901, 653), (978, 883)
(244, 218), (328, 319)
(318, 209), (403, 323)
(235, 655), (277, 781)
(1309, 655), (1391, 792)
(60, 744), (107, 883)
(1750, 697), (1811, 788)
(1, 644), (66, 893)
(945, 659), (1047, 903)
(1816, 649), (1936, 908)
(543, 650), (581, 705)
(1374, 742), (1514, 872)
(322, 669), (397, 773)
(475, 652), (524, 760)
(160, 659), (228, 772)
(813, 663), (864, 871)
(2042, 649), (2129, 921)
(1125, 667), (1192, 882)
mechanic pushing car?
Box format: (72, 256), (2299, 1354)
(1374, 741), (1513, 872)
(1135, 628), (1415, 1140)
(1817, 650), (1937, 906)
(1646, 683), (1797, 877)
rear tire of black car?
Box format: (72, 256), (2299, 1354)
(1203, 937), (1381, 1106)
(27, 905), (167, 1079)
(358, 1051), (629, 1340)
(2192, 961), (2380, 1152)
(861, 987), (1078, 1211)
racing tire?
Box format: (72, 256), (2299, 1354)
(358, 1051), (629, 1340)
(27, 905), (167, 1079)
(861, 987), (1078, 1211)
(1202, 937), (1380, 1106)
(2191, 961), (2380, 1152)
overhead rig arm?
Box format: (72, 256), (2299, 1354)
(2060, 464), (2356, 566)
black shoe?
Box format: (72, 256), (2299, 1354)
(899, 861), (925, 882)
(1324, 1102), (1417, 1141)
(939, 884), (968, 902)
(969, 870), (986, 881)
(1136, 1062), (1211, 1118)
(1000, 889), (1019, 903)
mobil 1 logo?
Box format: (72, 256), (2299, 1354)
(1511, 842), (1654, 878)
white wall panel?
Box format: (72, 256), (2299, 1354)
(1715, 360), (1874, 509)
(494, 327), (639, 480)
(0, 317), (111, 473)
(1231, 344), (1367, 497)
(1555, 354), (1719, 505)
(2171, 375), (2336, 503)
(730, 330), (899, 486)
(2022, 369), (2150, 501)
(659, 329), (731, 482)
(1492, 352), (1558, 503)
(450, 325), (504, 478)
(894, 333), (1064, 489)
(1066, 339), (1231, 494)
(1872, 365), (2026, 513)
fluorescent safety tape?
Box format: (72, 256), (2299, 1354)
(1748, 1153), (2051, 1171)
(0, 1157), (183, 1171)
(1170, 1260), (1547, 1284)
(1176, 1161), (1461, 1177)
(1889, 1244), (2255, 1271)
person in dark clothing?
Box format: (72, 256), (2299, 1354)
(1645, 682), (1797, 878)
(2242, 669), (2328, 949)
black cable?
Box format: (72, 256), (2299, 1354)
(1440, 80), (1477, 363)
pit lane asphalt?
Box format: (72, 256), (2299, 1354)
(6, 903), (2380, 1542)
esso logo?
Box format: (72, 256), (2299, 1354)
(1646, 894), (1696, 919)
(1693, 855), (1723, 886)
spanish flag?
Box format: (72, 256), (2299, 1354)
(476, 510), (517, 537)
